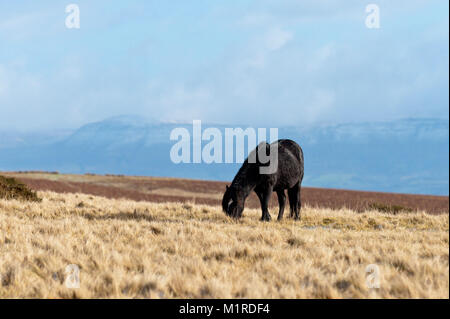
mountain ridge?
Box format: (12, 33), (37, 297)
(0, 116), (448, 195)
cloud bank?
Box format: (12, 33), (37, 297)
(0, 0), (448, 130)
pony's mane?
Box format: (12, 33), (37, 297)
(230, 141), (271, 190)
(230, 164), (248, 190)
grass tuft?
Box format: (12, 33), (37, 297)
(0, 175), (41, 202)
(369, 202), (413, 214)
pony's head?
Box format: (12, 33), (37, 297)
(222, 185), (245, 219)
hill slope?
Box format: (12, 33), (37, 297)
(2, 172), (448, 214)
(0, 117), (448, 195)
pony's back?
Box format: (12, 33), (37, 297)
(276, 139), (304, 167)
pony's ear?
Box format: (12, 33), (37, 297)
(226, 185), (229, 190)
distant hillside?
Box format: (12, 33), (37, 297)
(0, 116), (448, 195)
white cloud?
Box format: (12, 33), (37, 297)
(0, 66), (9, 97)
(0, 10), (56, 41)
(0, 0), (447, 130)
(306, 89), (336, 122)
(265, 27), (293, 51)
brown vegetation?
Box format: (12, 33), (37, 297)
(0, 175), (41, 202)
(2, 172), (448, 214)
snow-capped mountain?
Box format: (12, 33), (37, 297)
(0, 116), (448, 195)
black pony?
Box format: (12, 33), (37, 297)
(222, 139), (304, 221)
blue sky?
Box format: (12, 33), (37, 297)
(0, 0), (448, 131)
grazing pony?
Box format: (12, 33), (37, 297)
(222, 139), (304, 221)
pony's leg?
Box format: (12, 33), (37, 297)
(255, 190), (265, 220)
(292, 183), (301, 220)
(258, 187), (272, 221)
(276, 190), (286, 221)
(287, 187), (296, 218)
(297, 183), (302, 220)
(288, 185), (300, 220)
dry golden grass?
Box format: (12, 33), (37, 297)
(0, 191), (448, 299)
